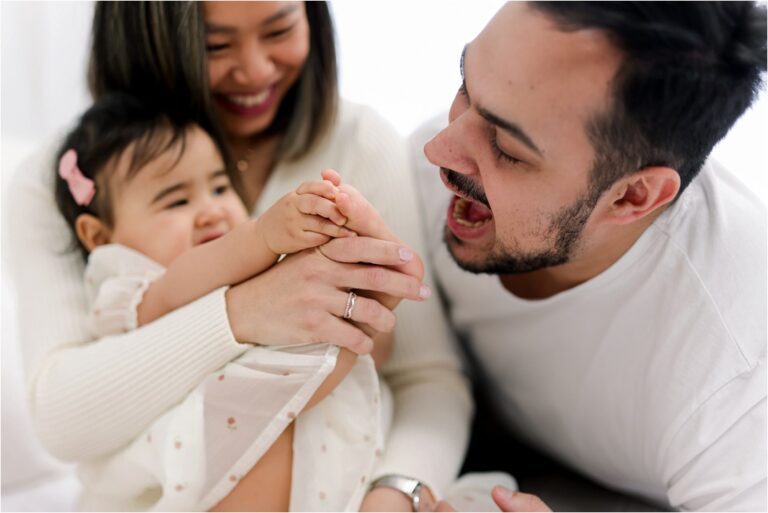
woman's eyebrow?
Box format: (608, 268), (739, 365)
(205, 4), (299, 33)
(261, 4), (299, 26)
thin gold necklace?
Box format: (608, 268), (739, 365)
(236, 149), (254, 172)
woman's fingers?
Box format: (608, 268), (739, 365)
(320, 237), (416, 267)
(333, 292), (396, 334)
(225, 248), (419, 354)
(314, 316), (374, 355)
(339, 264), (430, 301)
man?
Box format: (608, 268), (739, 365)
(413, 2), (766, 511)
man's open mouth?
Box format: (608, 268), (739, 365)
(452, 195), (494, 227)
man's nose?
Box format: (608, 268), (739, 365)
(423, 116), (479, 177)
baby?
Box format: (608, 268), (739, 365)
(54, 93), (411, 511)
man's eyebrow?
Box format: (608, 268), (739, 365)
(460, 43), (542, 157)
(205, 4), (299, 34)
(151, 182), (186, 205)
(478, 107), (543, 157)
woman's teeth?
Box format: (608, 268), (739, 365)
(453, 197), (493, 227)
(227, 90), (270, 107)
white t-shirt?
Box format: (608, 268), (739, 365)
(412, 117), (767, 511)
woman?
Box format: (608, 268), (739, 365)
(6, 2), (471, 511)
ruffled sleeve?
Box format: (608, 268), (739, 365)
(84, 244), (165, 338)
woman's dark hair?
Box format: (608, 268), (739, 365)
(531, 1), (767, 197)
(55, 93), (194, 259)
(88, 1), (338, 165)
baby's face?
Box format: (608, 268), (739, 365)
(108, 126), (249, 267)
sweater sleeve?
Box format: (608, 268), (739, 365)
(3, 144), (248, 462)
(341, 107), (473, 497)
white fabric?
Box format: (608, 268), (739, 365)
(4, 101), (471, 508)
(84, 245), (165, 337)
(412, 116), (767, 512)
(78, 243), (382, 511)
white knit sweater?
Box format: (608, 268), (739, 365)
(4, 100), (472, 497)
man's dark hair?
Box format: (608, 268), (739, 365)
(54, 93), (195, 259)
(532, 1), (767, 197)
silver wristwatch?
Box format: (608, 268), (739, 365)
(368, 474), (434, 511)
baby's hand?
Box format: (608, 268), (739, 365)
(258, 179), (356, 256)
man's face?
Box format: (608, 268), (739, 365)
(424, 3), (623, 274)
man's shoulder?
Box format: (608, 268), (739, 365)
(652, 160), (766, 364)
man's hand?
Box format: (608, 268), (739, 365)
(433, 486), (552, 512)
(492, 486), (552, 512)
(359, 486), (413, 511)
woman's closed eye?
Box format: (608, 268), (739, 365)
(265, 24), (295, 40)
(206, 42), (230, 53)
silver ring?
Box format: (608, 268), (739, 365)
(343, 291), (357, 320)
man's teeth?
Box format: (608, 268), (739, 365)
(453, 197), (492, 228)
(228, 90), (271, 107)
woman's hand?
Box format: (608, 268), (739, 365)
(225, 240), (429, 354)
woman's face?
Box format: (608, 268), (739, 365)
(204, 2), (310, 141)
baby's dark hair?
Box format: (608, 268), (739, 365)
(56, 93), (210, 259)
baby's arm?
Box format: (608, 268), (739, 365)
(138, 181), (355, 327)
(137, 220), (277, 326)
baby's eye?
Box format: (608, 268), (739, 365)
(166, 199), (188, 209)
(213, 184), (230, 196)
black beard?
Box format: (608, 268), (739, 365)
(445, 186), (600, 275)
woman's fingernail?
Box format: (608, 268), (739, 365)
(399, 247), (413, 261)
(419, 284), (432, 299)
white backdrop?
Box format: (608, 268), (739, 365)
(1, 1), (766, 508)
(2, 1), (766, 194)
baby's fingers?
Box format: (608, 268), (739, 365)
(320, 168), (342, 186)
(297, 194), (347, 226)
(296, 179), (338, 200)
(302, 215), (357, 239)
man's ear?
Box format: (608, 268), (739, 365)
(75, 214), (111, 252)
(602, 166), (680, 225)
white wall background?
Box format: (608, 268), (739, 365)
(2, 1), (766, 192)
(1, 0), (766, 507)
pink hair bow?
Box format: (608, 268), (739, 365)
(58, 149), (95, 206)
